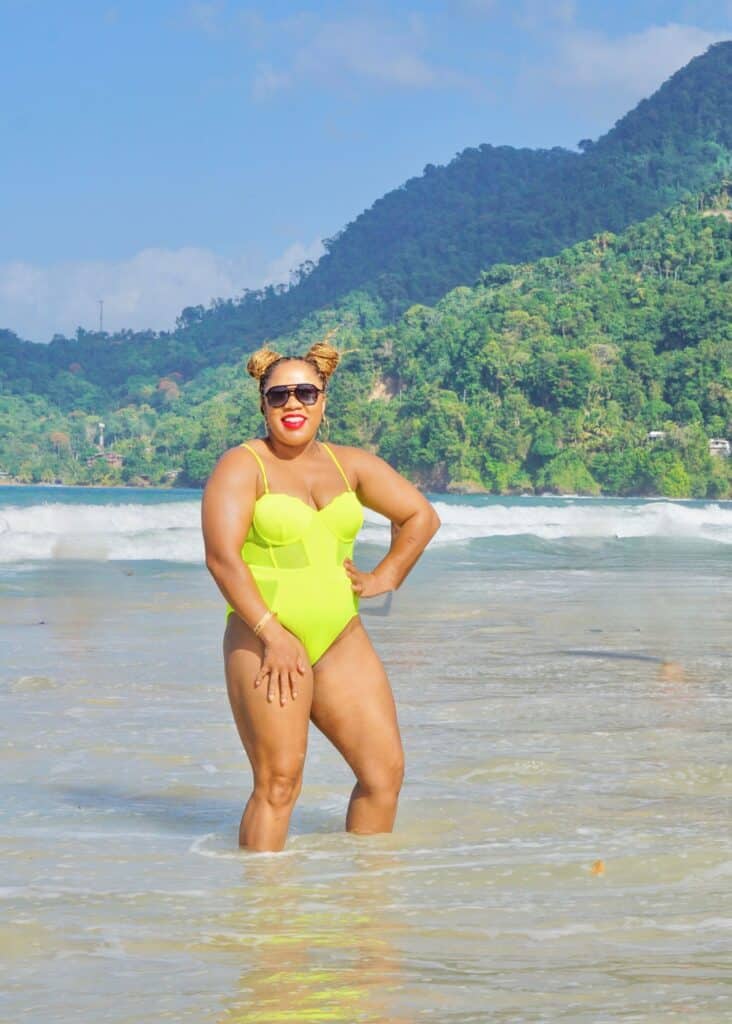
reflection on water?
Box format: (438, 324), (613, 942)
(0, 535), (730, 1023)
(212, 854), (412, 1024)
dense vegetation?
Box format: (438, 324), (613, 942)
(2, 190), (730, 498)
(1, 41), (731, 398)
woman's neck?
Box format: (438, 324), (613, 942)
(263, 435), (320, 462)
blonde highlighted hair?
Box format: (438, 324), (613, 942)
(246, 330), (340, 391)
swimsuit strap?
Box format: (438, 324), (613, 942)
(241, 444), (278, 569)
(321, 443), (352, 492)
(241, 443), (270, 494)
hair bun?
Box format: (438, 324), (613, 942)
(247, 347), (283, 381)
(305, 332), (340, 381)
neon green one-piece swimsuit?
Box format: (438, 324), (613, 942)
(228, 442), (364, 664)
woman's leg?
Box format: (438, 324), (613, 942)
(224, 614), (314, 851)
(310, 619), (405, 834)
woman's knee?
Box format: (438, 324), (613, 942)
(359, 749), (405, 799)
(253, 767), (304, 810)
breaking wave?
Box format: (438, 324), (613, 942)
(0, 490), (730, 563)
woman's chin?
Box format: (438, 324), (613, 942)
(268, 425), (319, 445)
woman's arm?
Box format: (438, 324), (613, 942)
(201, 447), (307, 704)
(341, 448), (441, 598)
(202, 447), (271, 627)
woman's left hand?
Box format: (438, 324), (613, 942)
(343, 558), (393, 598)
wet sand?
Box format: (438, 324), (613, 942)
(1, 538), (731, 1022)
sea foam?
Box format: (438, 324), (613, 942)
(0, 497), (730, 562)
(424, 498), (732, 545)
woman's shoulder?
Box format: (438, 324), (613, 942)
(208, 440), (264, 481)
(238, 437), (266, 451)
(324, 442), (364, 469)
(324, 443), (394, 484)
(326, 442), (387, 466)
(216, 439), (259, 460)
(201, 444), (258, 506)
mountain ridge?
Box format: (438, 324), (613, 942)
(1, 43), (730, 497)
(2, 40), (730, 379)
(2, 183), (730, 497)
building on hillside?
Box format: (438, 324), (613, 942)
(86, 451), (124, 468)
(708, 438), (730, 458)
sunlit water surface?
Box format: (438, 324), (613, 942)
(1, 488), (730, 1022)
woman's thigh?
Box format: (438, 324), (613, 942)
(223, 614), (313, 778)
(310, 619), (404, 781)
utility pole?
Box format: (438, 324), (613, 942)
(98, 299), (104, 333)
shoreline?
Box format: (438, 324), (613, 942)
(0, 479), (201, 494)
(3, 522), (728, 1022)
(0, 480), (730, 504)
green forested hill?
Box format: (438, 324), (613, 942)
(294, 39), (732, 306)
(1, 41), (731, 400)
(2, 189), (730, 498)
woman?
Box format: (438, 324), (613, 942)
(202, 339), (440, 852)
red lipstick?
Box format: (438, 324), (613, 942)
(282, 415), (306, 430)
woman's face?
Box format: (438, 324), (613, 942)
(261, 359), (325, 445)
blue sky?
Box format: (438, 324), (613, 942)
(1, 0), (730, 341)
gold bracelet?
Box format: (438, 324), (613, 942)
(252, 610), (276, 636)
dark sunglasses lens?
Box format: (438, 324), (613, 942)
(265, 384), (321, 407)
(296, 385), (320, 405)
(265, 387), (289, 407)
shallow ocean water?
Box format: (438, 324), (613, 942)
(1, 488), (731, 1022)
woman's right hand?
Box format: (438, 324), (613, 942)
(253, 621), (308, 706)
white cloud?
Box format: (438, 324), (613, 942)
(248, 13), (479, 98)
(548, 23), (727, 97)
(265, 239), (326, 285)
(0, 238), (325, 343)
(183, 7), (483, 98)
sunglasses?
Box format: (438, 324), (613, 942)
(263, 383), (324, 408)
